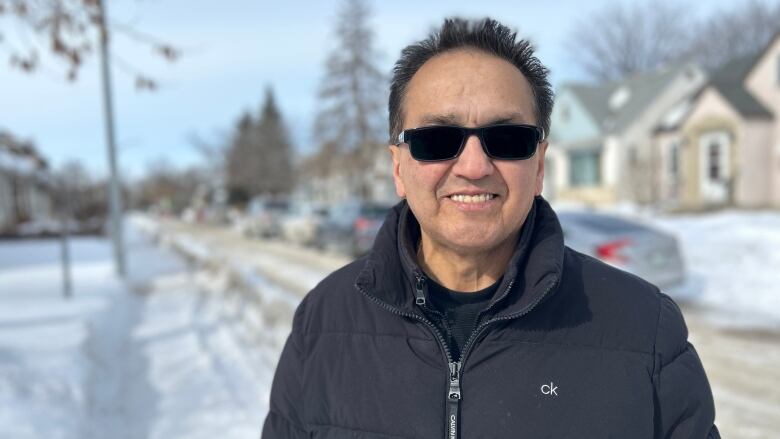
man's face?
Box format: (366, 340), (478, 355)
(390, 49), (547, 254)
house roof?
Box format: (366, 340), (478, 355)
(564, 63), (695, 135)
(654, 48), (775, 133)
(707, 52), (773, 118)
(0, 131), (49, 172)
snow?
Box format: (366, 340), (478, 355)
(1, 208), (778, 438)
(654, 210), (780, 326)
(0, 236), (121, 439)
(0, 217), (296, 439)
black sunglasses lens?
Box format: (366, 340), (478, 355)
(408, 127), (464, 161)
(482, 125), (539, 159)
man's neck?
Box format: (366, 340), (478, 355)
(416, 231), (517, 293)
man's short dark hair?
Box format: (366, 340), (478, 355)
(388, 17), (554, 143)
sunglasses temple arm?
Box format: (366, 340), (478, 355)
(395, 131), (405, 146)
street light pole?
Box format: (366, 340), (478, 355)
(97, 0), (126, 277)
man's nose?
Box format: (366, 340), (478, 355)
(451, 134), (494, 180)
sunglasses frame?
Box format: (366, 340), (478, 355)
(394, 123), (545, 162)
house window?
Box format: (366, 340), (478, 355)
(669, 142), (679, 177)
(708, 141), (721, 180)
(569, 150), (601, 187)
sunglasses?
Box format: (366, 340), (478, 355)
(394, 123), (545, 162)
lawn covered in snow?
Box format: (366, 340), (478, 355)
(0, 236), (122, 438)
(653, 210), (780, 325)
(0, 222), (289, 439)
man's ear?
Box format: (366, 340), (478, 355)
(388, 145), (406, 198)
(534, 141), (548, 196)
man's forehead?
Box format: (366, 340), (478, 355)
(402, 51), (537, 129)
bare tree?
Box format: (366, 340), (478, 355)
(2, 0), (180, 276)
(566, 0), (780, 82)
(51, 160), (108, 223)
(684, 0), (780, 71)
(566, 1), (692, 82)
(0, 0), (178, 87)
(129, 161), (206, 214)
(313, 0), (386, 199)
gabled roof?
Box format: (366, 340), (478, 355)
(564, 63), (697, 135)
(655, 47), (775, 133)
(707, 52), (772, 118)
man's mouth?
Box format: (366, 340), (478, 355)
(447, 193), (497, 203)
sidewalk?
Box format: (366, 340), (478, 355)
(0, 217), (298, 439)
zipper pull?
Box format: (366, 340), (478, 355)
(448, 361), (461, 401)
(414, 274), (426, 306)
(447, 361), (462, 439)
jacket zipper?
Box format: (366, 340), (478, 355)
(447, 360), (461, 439)
(357, 273), (559, 439)
(357, 275), (458, 439)
(415, 273), (462, 439)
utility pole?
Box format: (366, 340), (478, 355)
(97, 0), (126, 277)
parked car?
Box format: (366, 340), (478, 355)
(316, 201), (392, 257)
(280, 202), (328, 246)
(240, 198), (290, 239)
(557, 210), (693, 297)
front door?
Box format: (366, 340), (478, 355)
(699, 131), (731, 205)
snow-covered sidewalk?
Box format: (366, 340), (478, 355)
(0, 218), (298, 439)
(0, 237), (125, 439)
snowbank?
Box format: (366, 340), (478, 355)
(654, 210), (780, 326)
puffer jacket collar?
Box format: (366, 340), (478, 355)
(355, 195), (565, 320)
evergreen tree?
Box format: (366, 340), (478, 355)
(226, 87), (294, 203)
(226, 111), (255, 203)
(313, 0), (385, 199)
(255, 86), (294, 196)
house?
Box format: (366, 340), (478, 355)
(653, 32), (780, 210)
(0, 131), (54, 234)
(545, 63), (708, 206)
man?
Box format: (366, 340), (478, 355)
(262, 18), (719, 438)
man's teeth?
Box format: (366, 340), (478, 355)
(450, 194), (495, 203)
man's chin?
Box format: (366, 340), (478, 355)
(434, 228), (508, 255)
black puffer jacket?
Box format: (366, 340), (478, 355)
(262, 197), (719, 438)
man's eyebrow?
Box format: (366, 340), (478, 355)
(417, 112), (530, 126)
(418, 113), (461, 125)
(487, 112), (529, 125)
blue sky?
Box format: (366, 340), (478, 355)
(0, 0), (752, 180)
